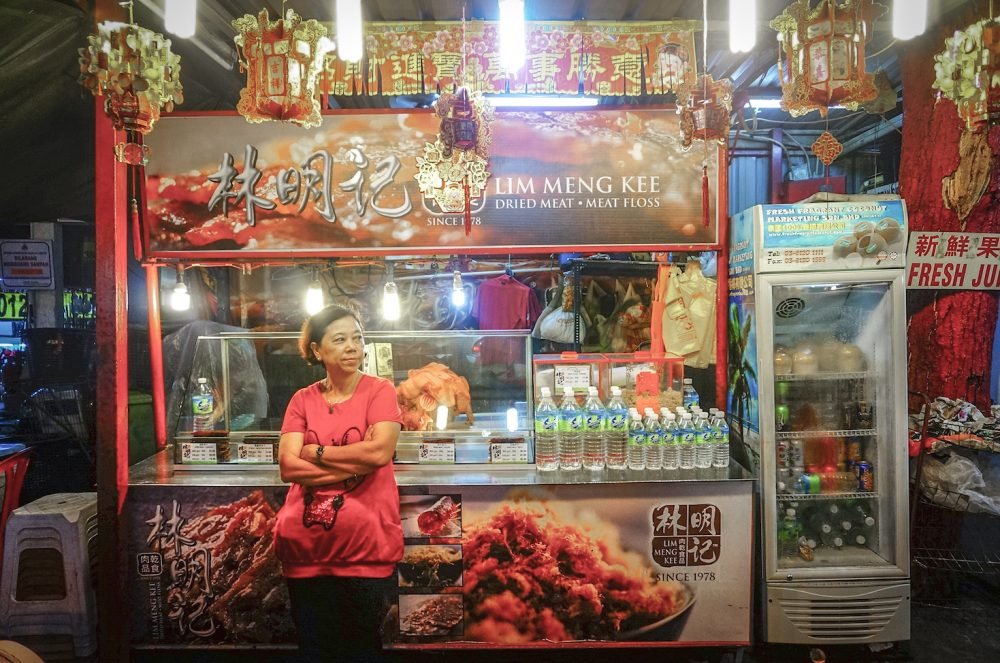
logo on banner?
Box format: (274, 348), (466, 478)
(651, 503), (721, 567)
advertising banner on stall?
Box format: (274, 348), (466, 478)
(127, 481), (751, 647)
(142, 109), (720, 259)
(754, 201), (908, 273)
(727, 207), (761, 473)
(906, 231), (1000, 289)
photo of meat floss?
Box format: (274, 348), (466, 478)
(399, 544), (463, 588)
(462, 496), (691, 643)
(398, 594), (464, 637)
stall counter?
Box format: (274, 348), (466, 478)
(127, 451), (754, 650)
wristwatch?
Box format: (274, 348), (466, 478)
(316, 445), (325, 462)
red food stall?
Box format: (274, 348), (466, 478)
(94, 104), (752, 657)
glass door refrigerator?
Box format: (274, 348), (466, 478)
(729, 201), (910, 645)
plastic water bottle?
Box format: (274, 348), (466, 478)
(192, 377), (215, 432)
(682, 378), (700, 409)
(534, 387), (560, 471)
(644, 412), (663, 471)
(605, 387), (629, 470)
(582, 387), (607, 471)
(778, 508), (803, 557)
(627, 412), (646, 471)
(712, 410), (730, 468)
(558, 387), (584, 470)
(677, 413), (696, 470)
(661, 412), (680, 470)
(695, 411), (714, 468)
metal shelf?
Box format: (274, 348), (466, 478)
(774, 372), (872, 382)
(776, 428), (876, 439)
(779, 491), (879, 501)
(911, 548), (1000, 576)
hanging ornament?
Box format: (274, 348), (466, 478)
(416, 88), (494, 236)
(680, 75), (734, 149)
(932, 18), (1000, 131)
(811, 131), (844, 166)
(78, 1), (184, 165)
(232, 7), (333, 128)
(770, 0), (884, 117)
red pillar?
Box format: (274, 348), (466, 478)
(94, 102), (130, 662)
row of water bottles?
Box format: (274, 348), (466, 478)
(534, 383), (730, 472)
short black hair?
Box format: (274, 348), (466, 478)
(299, 304), (363, 366)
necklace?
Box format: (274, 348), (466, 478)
(322, 372), (361, 409)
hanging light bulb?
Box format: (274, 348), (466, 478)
(382, 263), (400, 321)
(729, 0), (756, 53)
(451, 270), (466, 307)
(165, 0), (198, 39)
(892, 0), (927, 40)
(305, 268), (325, 315)
(335, 0), (364, 62)
(499, 0), (526, 73)
(171, 266), (190, 311)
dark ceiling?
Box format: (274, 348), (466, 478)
(0, 0), (973, 229)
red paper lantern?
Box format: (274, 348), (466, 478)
(770, 0), (884, 117)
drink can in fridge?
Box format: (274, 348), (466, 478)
(841, 403), (855, 430)
(856, 461), (874, 492)
(777, 441), (788, 468)
(787, 438), (805, 468)
(795, 472), (821, 494)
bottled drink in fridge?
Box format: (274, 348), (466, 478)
(712, 410), (730, 468)
(777, 508), (803, 557)
(678, 413), (696, 470)
(644, 412), (663, 471)
(534, 387), (560, 471)
(820, 529), (845, 549)
(661, 411), (680, 470)
(558, 387), (584, 470)
(682, 378), (700, 408)
(694, 411), (714, 468)
(604, 386), (629, 470)
(627, 412), (646, 471)
(582, 386), (607, 471)
(192, 377), (215, 432)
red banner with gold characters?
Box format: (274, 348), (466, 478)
(322, 21), (699, 98)
(142, 109), (721, 259)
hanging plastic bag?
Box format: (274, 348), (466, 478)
(538, 309), (587, 345)
(677, 260), (717, 368)
(662, 266), (699, 357)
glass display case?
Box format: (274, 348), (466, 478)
(172, 330), (533, 468)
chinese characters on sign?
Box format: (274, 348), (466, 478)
(651, 503), (722, 567)
(144, 501), (216, 638)
(906, 231), (1000, 290)
(208, 144), (411, 227)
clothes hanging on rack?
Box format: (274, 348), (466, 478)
(472, 274), (542, 368)
(471, 274), (541, 331)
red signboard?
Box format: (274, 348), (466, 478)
(142, 109), (722, 260)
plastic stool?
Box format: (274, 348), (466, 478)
(0, 493), (97, 657)
(0, 447), (30, 582)
(0, 640), (44, 663)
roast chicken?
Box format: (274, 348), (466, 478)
(396, 362), (474, 431)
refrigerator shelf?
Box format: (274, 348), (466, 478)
(776, 428), (877, 439)
(778, 491), (880, 501)
(775, 372), (872, 382)
(780, 544), (887, 569)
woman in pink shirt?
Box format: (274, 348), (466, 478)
(273, 305), (403, 662)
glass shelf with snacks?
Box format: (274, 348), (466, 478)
(774, 372), (872, 382)
(775, 429), (876, 439)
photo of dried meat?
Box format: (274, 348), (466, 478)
(139, 488), (295, 644)
(400, 494), (462, 539)
(461, 494), (693, 643)
(398, 545), (463, 588)
(398, 594), (464, 637)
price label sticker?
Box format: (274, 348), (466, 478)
(179, 442), (218, 464)
(236, 443), (275, 464)
(554, 365), (591, 391)
(490, 441), (529, 464)
(418, 442), (456, 464)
